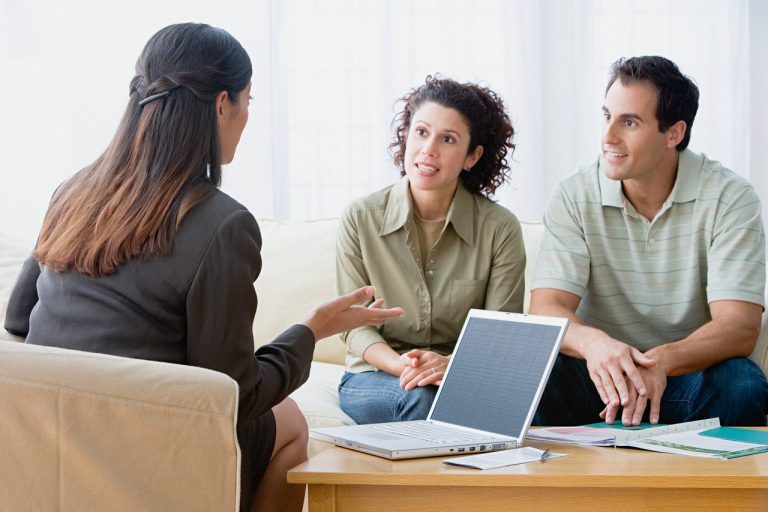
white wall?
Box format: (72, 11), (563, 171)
(750, 2), (768, 225)
(1, 0), (766, 242)
(0, 1), (274, 241)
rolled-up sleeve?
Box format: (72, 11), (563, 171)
(484, 216), (526, 312)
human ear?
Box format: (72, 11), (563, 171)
(666, 120), (686, 149)
(465, 145), (484, 169)
(215, 91), (229, 125)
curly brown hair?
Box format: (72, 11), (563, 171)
(389, 75), (515, 198)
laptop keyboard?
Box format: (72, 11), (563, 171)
(373, 422), (496, 445)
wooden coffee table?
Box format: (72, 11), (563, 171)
(288, 431), (768, 512)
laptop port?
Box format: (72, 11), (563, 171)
(492, 443), (506, 450)
(469, 447), (476, 451)
(479, 445), (487, 451)
(458, 448), (465, 452)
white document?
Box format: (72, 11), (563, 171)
(443, 447), (567, 470)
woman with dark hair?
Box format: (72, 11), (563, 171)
(336, 75), (525, 424)
(4, 23), (402, 512)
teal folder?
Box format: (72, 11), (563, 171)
(700, 427), (768, 445)
(698, 427), (768, 459)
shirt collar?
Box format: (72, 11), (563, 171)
(380, 176), (475, 246)
(446, 181), (474, 246)
(598, 156), (625, 208)
(380, 176), (412, 237)
(598, 148), (703, 209)
(667, 149), (702, 204)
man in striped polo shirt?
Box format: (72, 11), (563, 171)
(531, 56), (768, 427)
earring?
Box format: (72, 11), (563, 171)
(463, 166), (471, 173)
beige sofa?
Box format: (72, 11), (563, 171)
(256, 218), (768, 428)
(2, 219), (768, 511)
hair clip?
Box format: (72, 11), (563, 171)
(138, 91), (172, 107)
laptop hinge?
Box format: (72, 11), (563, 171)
(427, 419), (514, 440)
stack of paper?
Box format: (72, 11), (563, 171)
(526, 422), (655, 446)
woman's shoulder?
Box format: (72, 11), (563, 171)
(176, 189), (259, 250)
(195, 188), (251, 218)
(342, 182), (400, 218)
(472, 193), (520, 229)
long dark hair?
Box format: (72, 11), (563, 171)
(390, 75), (516, 198)
(35, 23), (252, 276)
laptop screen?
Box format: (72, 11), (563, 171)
(428, 313), (565, 438)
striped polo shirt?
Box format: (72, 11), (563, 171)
(532, 149), (765, 351)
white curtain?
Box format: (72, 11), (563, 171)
(0, 0), (764, 241)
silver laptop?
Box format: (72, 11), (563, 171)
(312, 310), (568, 460)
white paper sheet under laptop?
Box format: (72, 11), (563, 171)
(312, 310), (568, 460)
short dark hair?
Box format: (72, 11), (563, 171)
(606, 56), (699, 151)
(389, 75), (516, 198)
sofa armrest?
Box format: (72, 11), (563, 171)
(0, 341), (240, 512)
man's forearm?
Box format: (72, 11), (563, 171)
(530, 289), (615, 359)
(648, 301), (761, 377)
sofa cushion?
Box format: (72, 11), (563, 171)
(520, 221), (545, 313)
(255, 218), (344, 364)
(290, 361), (354, 427)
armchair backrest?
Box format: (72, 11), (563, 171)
(0, 340), (241, 512)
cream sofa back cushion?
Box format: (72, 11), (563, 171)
(254, 218), (343, 363)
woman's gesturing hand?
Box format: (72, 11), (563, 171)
(301, 286), (404, 342)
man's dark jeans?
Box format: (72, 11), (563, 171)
(534, 354), (768, 426)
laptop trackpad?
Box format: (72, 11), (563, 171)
(359, 431), (404, 442)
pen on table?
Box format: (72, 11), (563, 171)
(539, 449), (551, 463)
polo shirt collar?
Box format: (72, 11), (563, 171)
(379, 176), (475, 245)
(598, 156), (624, 208)
(598, 149), (703, 208)
(667, 149), (702, 204)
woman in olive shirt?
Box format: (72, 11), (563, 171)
(337, 76), (525, 424)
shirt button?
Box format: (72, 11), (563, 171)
(427, 270), (434, 276)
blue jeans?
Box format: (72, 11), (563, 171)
(339, 371), (438, 424)
(533, 354), (768, 426)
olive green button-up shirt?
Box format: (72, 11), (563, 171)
(337, 177), (526, 373)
